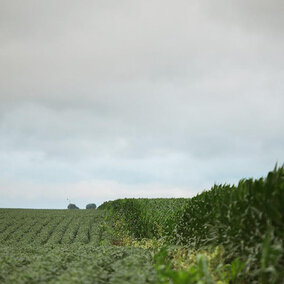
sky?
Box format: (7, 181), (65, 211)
(0, 0), (283, 209)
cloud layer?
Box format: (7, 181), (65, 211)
(0, 0), (283, 208)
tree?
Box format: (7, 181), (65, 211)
(86, 203), (96, 209)
(67, 203), (79, 209)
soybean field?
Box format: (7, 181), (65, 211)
(0, 209), (155, 283)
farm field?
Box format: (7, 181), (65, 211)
(0, 166), (283, 283)
(0, 210), (155, 283)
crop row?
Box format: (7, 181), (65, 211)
(0, 210), (106, 246)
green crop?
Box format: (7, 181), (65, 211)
(98, 165), (284, 283)
(0, 166), (283, 283)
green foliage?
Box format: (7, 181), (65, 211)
(67, 203), (79, 209)
(0, 245), (156, 284)
(99, 165), (284, 283)
(154, 247), (215, 284)
(86, 203), (97, 209)
(259, 228), (284, 283)
(1, 165), (283, 283)
(175, 165), (284, 282)
(99, 198), (189, 239)
(0, 209), (155, 283)
(153, 246), (245, 284)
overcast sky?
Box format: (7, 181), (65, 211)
(0, 0), (283, 209)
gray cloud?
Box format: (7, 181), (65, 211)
(0, 0), (283, 208)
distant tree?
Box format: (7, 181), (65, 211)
(86, 203), (97, 209)
(67, 203), (79, 209)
